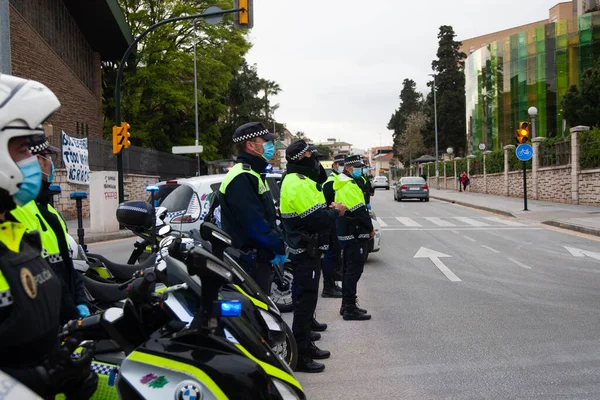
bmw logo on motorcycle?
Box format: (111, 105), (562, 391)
(176, 382), (203, 400)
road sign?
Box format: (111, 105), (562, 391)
(516, 143), (533, 161)
(478, 143), (486, 151)
(172, 145), (204, 154)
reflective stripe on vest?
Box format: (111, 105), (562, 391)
(280, 173), (326, 219)
(333, 175), (365, 211)
(219, 163), (268, 195)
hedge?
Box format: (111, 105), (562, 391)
(580, 128), (600, 170)
(485, 150), (504, 174)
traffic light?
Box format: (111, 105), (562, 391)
(122, 122), (131, 149)
(233, 0), (253, 29)
(112, 122), (131, 154)
(515, 121), (530, 144)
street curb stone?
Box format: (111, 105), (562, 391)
(430, 195), (516, 218)
(74, 230), (136, 244)
(541, 220), (600, 237)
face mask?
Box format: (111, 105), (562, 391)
(336, 166), (344, 174)
(14, 156), (42, 205)
(362, 168), (368, 175)
(261, 141), (275, 161)
(39, 155), (55, 183)
(351, 168), (362, 179)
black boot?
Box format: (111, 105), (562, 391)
(310, 331), (321, 341)
(311, 318), (327, 332)
(308, 342), (331, 359)
(339, 303), (367, 316)
(295, 353), (325, 373)
(343, 305), (371, 321)
(322, 279), (343, 298)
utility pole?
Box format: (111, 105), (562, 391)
(429, 73), (440, 190)
(193, 19), (201, 176)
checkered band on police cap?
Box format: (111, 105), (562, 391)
(286, 140), (310, 161)
(232, 122), (275, 143)
(334, 154), (346, 164)
(29, 133), (59, 154)
(344, 154), (364, 166)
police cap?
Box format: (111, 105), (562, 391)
(29, 133), (59, 154)
(344, 154), (364, 167)
(333, 154), (345, 165)
(286, 139), (310, 162)
(232, 122), (277, 144)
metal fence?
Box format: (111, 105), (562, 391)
(540, 139), (571, 167)
(85, 138), (206, 180)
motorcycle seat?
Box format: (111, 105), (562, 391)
(86, 252), (157, 281)
(81, 275), (127, 303)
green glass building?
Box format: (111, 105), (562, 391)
(465, 11), (600, 153)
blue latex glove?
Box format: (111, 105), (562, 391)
(77, 304), (90, 317)
(270, 253), (288, 265)
(366, 203), (372, 210)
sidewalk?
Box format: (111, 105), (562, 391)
(429, 189), (600, 237)
(65, 218), (135, 244)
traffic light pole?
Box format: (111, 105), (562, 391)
(522, 161), (528, 211)
(114, 7), (243, 204)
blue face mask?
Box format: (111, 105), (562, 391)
(362, 168), (368, 175)
(48, 162), (55, 183)
(14, 156), (42, 205)
(351, 168), (362, 179)
(261, 141), (275, 162)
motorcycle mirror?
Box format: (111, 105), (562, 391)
(158, 225), (172, 236)
(155, 206), (168, 220)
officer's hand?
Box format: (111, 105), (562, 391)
(366, 204), (372, 210)
(270, 253), (288, 265)
(77, 304), (90, 317)
(330, 202), (346, 216)
(370, 230), (376, 239)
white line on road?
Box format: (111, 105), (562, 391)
(414, 212), (422, 216)
(381, 227), (543, 231)
(481, 245), (500, 253)
(461, 235), (477, 243)
(414, 247), (461, 282)
(395, 217), (422, 227)
(431, 257), (461, 282)
(376, 217), (388, 227)
(483, 217), (525, 226)
(454, 217), (491, 227)
(508, 257), (532, 270)
(424, 217), (456, 227)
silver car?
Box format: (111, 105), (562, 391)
(395, 176), (429, 202)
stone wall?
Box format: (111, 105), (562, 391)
(52, 170), (159, 220)
(468, 174), (484, 193)
(507, 170), (533, 198)
(486, 173), (504, 196)
(579, 169), (600, 205)
(537, 166), (572, 204)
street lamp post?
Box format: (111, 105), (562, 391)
(528, 106), (538, 139)
(430, 74), (440, 190)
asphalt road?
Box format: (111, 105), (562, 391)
(89, 191), (600, 399)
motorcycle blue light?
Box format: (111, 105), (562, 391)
(220, 300), (242, 317)
(146, 185), (160, 192)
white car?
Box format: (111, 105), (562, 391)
(372, 176), (390, 190)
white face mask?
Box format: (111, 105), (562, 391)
(336, 166), (344, 173)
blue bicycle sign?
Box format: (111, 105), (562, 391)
(516, 143), (533, 161)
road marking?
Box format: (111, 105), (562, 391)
(414, 212), (422, 216)
(376, 217), (388, 227)
(381, 227), (543, 231)
(454, 217), (490, 227)
(564, 246), (600, 261)
(395, 217), (421, 227)
(461, 235), (477, 243)
(508, 257), (532, 270)
(424, 217), (455, 227)
(481, 245), (500, 254)
(483, 217), (524, 226)
(414, 247), (461, 282)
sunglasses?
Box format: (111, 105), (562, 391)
(37, 152), (58, 162)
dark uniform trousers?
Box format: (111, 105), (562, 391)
(290, 253), (321, 350)
(342, 240), (368, 305)
(253, 261), (273, 296)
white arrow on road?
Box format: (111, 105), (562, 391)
(414, 247), (461, 282)
(564, 246), (600, 261)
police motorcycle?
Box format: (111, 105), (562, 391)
(70, 201), (298, 369)
(61, 236), (306, 400)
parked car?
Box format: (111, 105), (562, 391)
(372, 176), (390, 190)
(395, 176), (429, 202)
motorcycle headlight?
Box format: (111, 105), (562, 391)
(259, 309), (283, 332)
(272, 379), (302, 400)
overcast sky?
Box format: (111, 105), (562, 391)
(245, 0), (566, 149)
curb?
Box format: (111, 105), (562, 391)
(74, 230), (136, 245)
(430, 195), (516, 218)
(541, 220), (600, 237)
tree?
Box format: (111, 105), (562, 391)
(397, 111), (427, 165)
(387, 79), (423, 156)
(425, 25), (467, 156)
(294, 131), (306, 139)
(315, 144), (333, 160)
(103, 0), (252, 160)
(562, 61), (600, 128)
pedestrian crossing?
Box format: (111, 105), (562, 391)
(377, 216), (535, 230)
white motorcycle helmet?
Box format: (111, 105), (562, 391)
(0, 74), (60, 199)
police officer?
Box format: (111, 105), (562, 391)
(11, 134), (90, 324)
(218, 122), (286, 294)
(280, 140), (346, 372)
(0, 74), (97, 398)
(355, 162), (374, 209)
(320, 154), (346, 298)
(334, 154), (374, 321)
